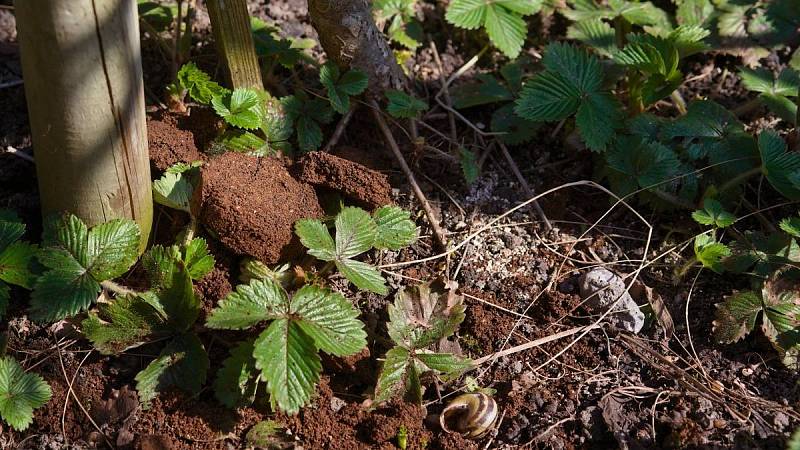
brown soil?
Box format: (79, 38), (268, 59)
(193, 152), (324, 264)
(147, 118), (203, 172)
(294, 151), (393, 209)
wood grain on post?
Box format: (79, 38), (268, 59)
(206, 0), (263, 89)
(15, 0), (152, 252)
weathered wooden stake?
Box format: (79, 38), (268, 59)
(15, 0), (152, 251)
(206, 0), (263, 89)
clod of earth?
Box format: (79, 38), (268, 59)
(147, 118), (203, 171)
(579, 268), (645, 333)
(294, 151), (393, 209)
(192, 152), (323, 263)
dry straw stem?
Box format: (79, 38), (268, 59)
(369, 99), (449, 251)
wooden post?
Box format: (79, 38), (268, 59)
(15, 0), (152, 251)
(206, 0), (263, 89)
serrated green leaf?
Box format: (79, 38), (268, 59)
(780, 216), (800, 237)
(165, 161), (203, 175)
(445, 0), (488, 29)
(296, 115), (324, 152)
(30, 252), (101, 322)
(414, 352), (473, 379)
(373, 206), (418, 250)
(337, 69), (369, 96)
(605, 135), (681, 194)
(566, 19), (616, 57)
(484, 3), (527, 59)
(216, 130), (275, 156)
(335, 207), (377, 259)
(675, 0), (714, 26)
(184, 238), (214, 280)
(158, 261), (200, 332)
(153, 171), (193, 213)
(141, 244), (181, 290)
(82, 293), (168, 354)
(291, 285), (367, 356)
(336, 259), (388, 295)
(87, 219), (140, 281)
(177, 62), (229, 105)
(282, 95), (333, 153)
(214, 339), (258, 408)
(0, 220), (24, 254)
(451, 74), (513, 109)
(254, 318), (321, 414)
(459, 147), (480, 183)
(295, 219), (336, 261)
(761, 268), (800, 353)
(212, 89), (262, 130)
(515, 71), (581, 121)
(692, 199), (735, 228)
(251, 17), (309, 69)
(386, 90), (428, 118)
(0, 241), (37, 289)
(694, 233), (731, 274)
(206, 278), (287, 330)
(0, 356), (52, 431)
(387, 279), (465, 349)
(759, 130), (800, 200)
(373, 346), (411, 404)
(713, 290), (762, 344)
(135, 333), (209, 408)
(760, 93), (798, 125)
(575, 92), (623, 151)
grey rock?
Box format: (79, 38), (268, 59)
(579, 268), (645, 333)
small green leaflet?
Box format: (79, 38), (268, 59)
(212, 88), (262, 130)
(135, 333), (209, 408)
(214, 339), (259, 408)
(459, 147), (480, 184)
(374, 0), (422, 49)
(562, 0), (669, 28)
(320, 62), (369, 114)
(386, 90), (428, 118)
(692, 199), (735, 228)
(176, 62), (229, 105)
(739, 67), (800, 124)
(758, 130), (800, 200)
(445, 0), (544, 58)
(780, 216), (800, 237)
(206, 281), (367, 414)
(0, 213), (37, 318)
(31, 214), (140, 322)
(373, 206), (418, 251)
(138, 0), (177, 32)
(604, 135), (682, 197)
(694, 233), (730, 274)
(0, 356), (52, 431)
(281, 94), (334, 152)
(251, 17), (312, 69)
(515, 42), (622, 152)
(153, 170), (194, 213)
(567, 19), (616, 57)
(82, 292), (169, 354)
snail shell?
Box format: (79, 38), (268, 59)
(439, 393), (498, 439)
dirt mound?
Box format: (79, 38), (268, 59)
(194, 152), (323, 263)
(147, 118), (202, 171)
(294, 151), (393, 209)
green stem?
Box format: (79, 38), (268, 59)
(674, 256), (698, 282)
(717, 166), (762, 195)
(671, 90), (687, 115)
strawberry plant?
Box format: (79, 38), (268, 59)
(152, 161), (203, 215)
(206, 278), (367, 413)
(319, 62), (369, 114)
(374, 280), (472, 404)
(30, 213), (140, 322)
(739, 66), (800, 125)
(386, 90), (428, 119)
(0, 356), (52, 431)
(251, 17), (315, 71)
(445, 0), (544, 58)
(295, 206), (418, 295)
(0, 210), (38, 319)
(374, 0), (423, 50)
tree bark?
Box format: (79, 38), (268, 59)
(206, 0), (263, 90)
(308, 0), (405, 95)
(15, 0), (152, 252)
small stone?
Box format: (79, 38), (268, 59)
(579, 268), (645, 333)
(330, 396), (347, 413)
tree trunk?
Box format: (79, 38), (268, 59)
(206, 0), (262, 89)
(15, 0), (152, 252)
(308, 0), (405, 96)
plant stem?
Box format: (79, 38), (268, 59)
(101, 280), (138, 297)
(717, 166), (762, 195)
(651, 189), (695, 209)
(673, 256), (698, 282)
(182, 215), (198, 247)
(369, 99), (448, 251)
(671, 90), (687, 115)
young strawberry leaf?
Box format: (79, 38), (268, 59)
(212, 88), (262, 130)
(713, 290), (762, 344)
(567, 19), (616, 57)
(758, 130), (800, 200)
(780, 216), (800, 237)
(445, 0), (543, 58)
(374, 280), (471, 405)
(373, 206), (418, 250)
(694, 233), (731, 274)
(562, 0), (669, 28)
(135, 333), (209, 408)
(290, 285), (368, 356)
(374, 0), (422, 49)
(320, 63), (369, 114)
(739, 67), (800, 124)
(604, 135), (682, 197)
(31, 214), (140, 322)
(0, 356), (52, 431)
(184, 238), (215, 280)
(153, 171), (194, 213)
(176, 62), (229, 105)
(692, 199), (735, 228)
(459, 147), (480, 184)
(281, 94), (334, 152)
(0, 214), (37, 318)
(251, 17), (311, 69)
(214, 339), (259, 408)
(515, 42), (623, 152)
(82, 292), (169, 354)
(386, 90), (428, 118)
(205, 278), (287, 330)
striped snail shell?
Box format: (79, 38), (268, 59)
(439, 393), (498, 439)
